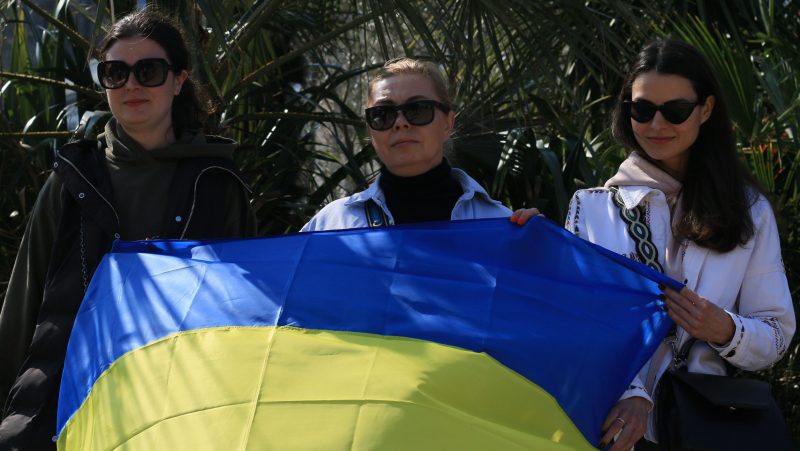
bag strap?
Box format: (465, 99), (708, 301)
(673, 336), (742, 375)
(609, 186), (664, 273)
(672, 337), (697, 371)
(364, 198), (389, 227)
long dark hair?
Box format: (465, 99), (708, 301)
(611, 38), (760, 252)
(98, 9), (213, 136)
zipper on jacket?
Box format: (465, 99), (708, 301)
(180, 166), (252, 239)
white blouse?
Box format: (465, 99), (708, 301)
(566, 185), (795, 441)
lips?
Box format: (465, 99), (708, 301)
(391, 138), (419, 147)
(123, 99), (148, 106)
(646, 136), (674, 144)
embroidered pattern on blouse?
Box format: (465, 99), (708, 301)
(570, 189), (619, 237)
(569, 195), (581, 235)
(723, 315), (745, 359)
(754, 316), (787, 357)
(626, 384), (650, 397)
(625, 251), (642, 265)
(609, 187), (664, 273)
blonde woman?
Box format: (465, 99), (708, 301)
(302, 58), (523, 231)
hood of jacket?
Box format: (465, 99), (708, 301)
(102, 118), (237, 166)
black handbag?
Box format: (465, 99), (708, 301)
(654, 338), (793, 451)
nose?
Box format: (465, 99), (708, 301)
(123, 71), (141, 89)
(393, 111), (411, 129)
(649, 110), (669, 127)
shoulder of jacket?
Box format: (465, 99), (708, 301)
(63, 138), (101, 151)
(305, 196), (365, 230)
(53, 139), (105, 177)
(748, 192), (776, 226)
(203, 134), (237, 145)
(571, 187), (614, 201)
(57, 139), (101, 158)
(450, 168), (509, 210)
(176, 156), (239, 175)
(579, 187), (612, 193)
(179, 160), (252, 198)
(317, 196), (359, 217)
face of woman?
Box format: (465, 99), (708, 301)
(630, 71), (714, 179)
(104, 37), (187, 142)
(368, 73), (455, 177)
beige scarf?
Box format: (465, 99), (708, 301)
(604, 152), (685, 282)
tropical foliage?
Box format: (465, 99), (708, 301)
(1, 0), (798, 442)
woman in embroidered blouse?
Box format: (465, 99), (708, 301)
(302, 58), (528, 231)
(519, 38), (795, 450)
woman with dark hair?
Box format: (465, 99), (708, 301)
(564, 39), (794, 449)
(0, 9), (255, 449)
(302, 57), (526, 231)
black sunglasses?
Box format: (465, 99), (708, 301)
(624, 100), (700, 125)
(365, 100), (451, 131)
(97, 58), (174, 89)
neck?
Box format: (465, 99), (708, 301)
(378, 159), (463, 225)
(121, 124), (176, 151)
(385, 155), (444, 178)
(381, 159), (450, 186)
(636, 151), (687, 182)
(657, 159), (686, 182)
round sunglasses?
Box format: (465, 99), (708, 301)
(97, 58), (174, 89)
(624, 100), (700, 124)
(365, 100), (450, 131)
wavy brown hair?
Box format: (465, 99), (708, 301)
(611, 39), (761, 252)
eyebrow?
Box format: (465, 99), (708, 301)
(631, 96), (697, 103)
(372, 95), (433, 106)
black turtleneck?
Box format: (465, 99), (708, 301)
(378, 160), (464, 225)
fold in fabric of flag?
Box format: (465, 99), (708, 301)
(57, 217), (680, 451)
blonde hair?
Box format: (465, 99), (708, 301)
(367, 58), (452, 107)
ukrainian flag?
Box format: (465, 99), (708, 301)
(57, 217), (678, 450)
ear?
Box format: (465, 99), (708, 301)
(445, 110), (456, 137)
(699, 95), (715, 124)
(173, 70), (189, 96)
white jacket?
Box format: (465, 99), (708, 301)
(566, 185), (795, 441)
(302, 168), (511, 232)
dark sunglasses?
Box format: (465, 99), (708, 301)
(97, 58), (174, 89)
(365, 100), (451, 131)
(624, 100), (700, 124)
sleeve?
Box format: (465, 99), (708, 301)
(299, 218), (318, 232)
(618, 367), (653, 406)
(565, 191), (583, 235)
(708, 201), (795, 370)
(299, 205), (328, 232)
(0, 173), (62, 407)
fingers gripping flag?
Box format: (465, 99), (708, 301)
(57, 217), (679, 450)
